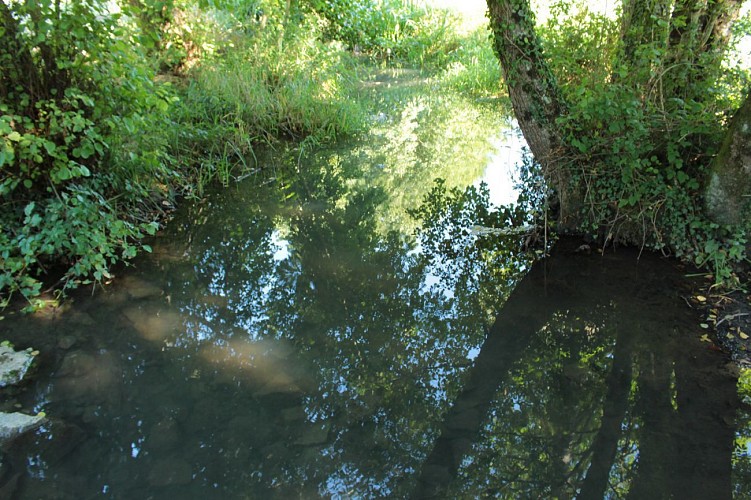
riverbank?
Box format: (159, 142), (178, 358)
(707, 274), (751, 367)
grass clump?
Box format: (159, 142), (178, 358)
(437, 27), (503, 98)
(170, 17), (367, 194)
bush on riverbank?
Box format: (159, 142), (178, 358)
(171, 17), (367, 194)
(0, 0), (172, 307)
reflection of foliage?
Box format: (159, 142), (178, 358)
(410, 178), (533, 321)
(448, 309), (614, 498)
(133, 139), (534, 496)
(734, 368), (751, 497)
(426, 245), (742, 499)
(5, 140), (747, 497)
(360, 83), (513, 232)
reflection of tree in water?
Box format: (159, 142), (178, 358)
(132, 146), (532, 497)
(5, 139), (744, 498)
(142, 151), (743, 498)
(414, 235), (740, 499)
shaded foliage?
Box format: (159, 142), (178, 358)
(0, 0), (170, 305)
(488, 0), (751, 282)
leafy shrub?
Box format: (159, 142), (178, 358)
(129, 0), (250, 73)
(538, 0), (750, 282)
(1, 0), (177, 306)
(311, 0), (460, 68)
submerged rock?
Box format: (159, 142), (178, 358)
(54, 350), (121, 405)
(56, 336), (77, 350)
(0, 412), (45, 443)
(0, 345), (37, 387)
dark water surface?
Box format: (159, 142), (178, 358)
(2, 82), (751, 497)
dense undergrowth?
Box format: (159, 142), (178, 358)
(536, 1), (751, 284)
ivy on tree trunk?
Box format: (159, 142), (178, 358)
(485, 0), (748, 239)
(485, 0), (577, 228)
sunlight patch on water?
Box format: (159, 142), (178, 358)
(199, 338), (311, 395)
(271, 230), (290, 262)
(121, 305), (183, 344)
(480, 124), (525, 207)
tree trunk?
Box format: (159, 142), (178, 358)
(664, 0), (743, 104)
(705, 92), (751, 225)
(485, 0), (579, 229)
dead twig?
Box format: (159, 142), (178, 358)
(716, 312), (751, 327)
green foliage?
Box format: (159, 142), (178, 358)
(538, 0), (749, 283)
(438, 27), (503, 97)
(128, 0), (250, 72)
(312, 0), (461, 68)
(0, 190), (157, 299)
(1, 0), (177, 305)
(716, 10), (751, 114)
(170, 20), (366, 195)
(538, 1), (620, 97)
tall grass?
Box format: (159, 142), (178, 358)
(437, 27), (503, 98)
(168, 15), (367, 195)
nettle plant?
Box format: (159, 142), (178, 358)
(1, 0), (170, 307)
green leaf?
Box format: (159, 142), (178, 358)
(57, 166), (72, 181)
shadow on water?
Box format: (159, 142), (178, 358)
(0, 89), (749, 497)
(413, 237), (741, 499)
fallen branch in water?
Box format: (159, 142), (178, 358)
(470, 224), (536, 236)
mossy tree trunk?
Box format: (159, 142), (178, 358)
(485, 0), (578, 229)
(486, 0), (746, 236)
(706, 93), (751, 225)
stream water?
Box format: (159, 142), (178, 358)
(1, 71), (751, 499)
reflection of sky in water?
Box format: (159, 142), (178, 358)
(480, 120), (524, 207)
(271, 229), (290, 261)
